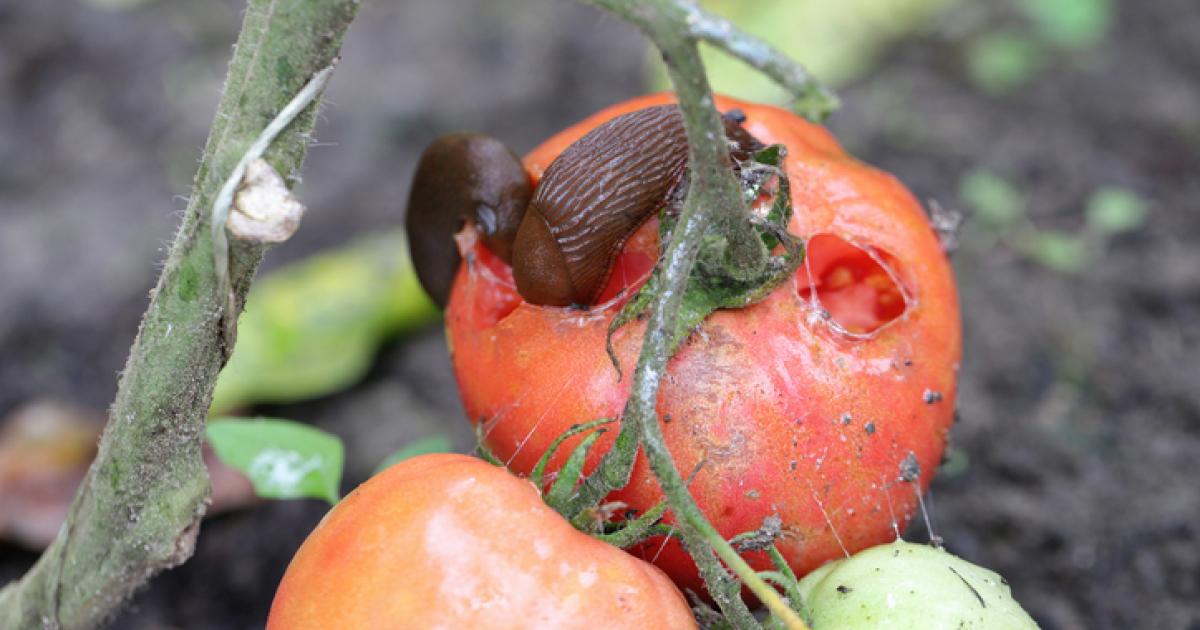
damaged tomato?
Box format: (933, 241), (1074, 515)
(446, 94), (961, 595)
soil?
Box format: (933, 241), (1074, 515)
(1, 0), (1197, 628)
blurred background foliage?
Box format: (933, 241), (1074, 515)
(1, 0), (1196, 628)
(208, 232), (436, 415)
(662, 0), (960, 96)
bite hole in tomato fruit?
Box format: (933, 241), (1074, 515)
(455, 219), (660, 329)
(796, 234), (909, 335)
(591, 219), (660, 306)
(457, 228), (522, 328)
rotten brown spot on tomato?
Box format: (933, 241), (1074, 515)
(797, 234), (909, 335)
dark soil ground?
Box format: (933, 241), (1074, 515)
(1, 0), (1197, 628)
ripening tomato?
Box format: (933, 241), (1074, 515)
(268, 453), (696, 629)
(446, 94), (961, 595)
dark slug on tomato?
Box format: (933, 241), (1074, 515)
(405, 133), (532, 307)
(513, 105), (762, 306)
(405, 105), (763, 308)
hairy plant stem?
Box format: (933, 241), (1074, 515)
(568, 0), (837, 515)
(0, 1), (359, 627)
(681, 5), (839, 121)
(582, 1), (828, 628)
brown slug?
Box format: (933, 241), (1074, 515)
(405, 133), (532, 307)
(405, 105), (762, 308)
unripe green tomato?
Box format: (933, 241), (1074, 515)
(798, 541), (1039, 629)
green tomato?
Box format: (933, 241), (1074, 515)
(798, 541), (1039, 629)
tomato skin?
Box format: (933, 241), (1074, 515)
(267, 454), (696, 629)
(448, 94), (961, 594)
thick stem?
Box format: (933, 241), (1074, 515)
(565, 0), (837, 524)
(680, 4), (839, 121)
(588, 0), (767, 279)
(582, 1), (829, 628)
(0, 1), (359, 627)
(624, 199), (761, 628)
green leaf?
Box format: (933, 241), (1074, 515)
(966, 31), (1044, 95)
(1086, 186), (1147, 234)
(210, 230), (438, 415)
(373, 434), (454, 476)
(1026, 230), (1088, 274)
(1015, 0), (1112, 49)
(545, 429), (607, 512)
(596, 501), (669, 548)
(530, 418), (616, 489)
(960, 169), (1024, 230)
(206, 418), (344, 505)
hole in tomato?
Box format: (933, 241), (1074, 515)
(460, 217), (658, 325)
(796, 234), (908, 335)
(592, 219), (659, 306)
(461, 235), (522, 328)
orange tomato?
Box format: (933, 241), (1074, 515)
(268, 453), (695, 629)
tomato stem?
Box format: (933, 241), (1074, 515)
(574, 5), (824, 629)
(685, 8), (839, 122)
(573, 1), (838, 628)
(584, 0), (838, 121)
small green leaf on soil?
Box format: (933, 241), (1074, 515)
(1027, 230), (1088, 274)
(1086, 186), (1147, 234)
(209, 231), (438, 415)
(960, 168), (1024, 229)
(1015, 0), (1112, 49)
(206, 418), (344, 505)
(966, 31), (1044, 95)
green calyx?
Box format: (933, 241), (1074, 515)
(607, 143), (804, 377)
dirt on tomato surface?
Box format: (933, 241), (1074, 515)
(0, 0), (1196, 629)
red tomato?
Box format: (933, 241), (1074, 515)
(447, 94), (961, 594)
(268, 453), (696, 629)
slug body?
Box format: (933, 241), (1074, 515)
(405, 133), (532, 307)
(406, 105), (762, 308)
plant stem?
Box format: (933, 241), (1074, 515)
(0, 1), (359, 627)
(679, 4), (839, 121)
(588, 0), (769, 280)
(581, 1), (834, 628)
(622, 191), (764, 628)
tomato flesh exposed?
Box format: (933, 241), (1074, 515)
(797, 234), (908, 335)
(447, 94), (962, 596)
